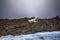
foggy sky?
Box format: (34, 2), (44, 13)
(0, 0), (60, 19)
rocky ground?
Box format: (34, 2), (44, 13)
(0, 17), (60, 36)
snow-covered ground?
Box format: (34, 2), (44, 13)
(0, 31), (60, 40)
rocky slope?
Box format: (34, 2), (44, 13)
(0, 17), (60, 36)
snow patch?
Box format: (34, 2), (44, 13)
(0, 31), (60, 40)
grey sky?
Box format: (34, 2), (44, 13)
(0, 0), (60, 19)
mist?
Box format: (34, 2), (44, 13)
(0, 0), (60, 19)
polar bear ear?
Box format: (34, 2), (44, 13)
(35, 17), (39, 19)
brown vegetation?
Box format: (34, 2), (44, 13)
(0, 17), (60, 36)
